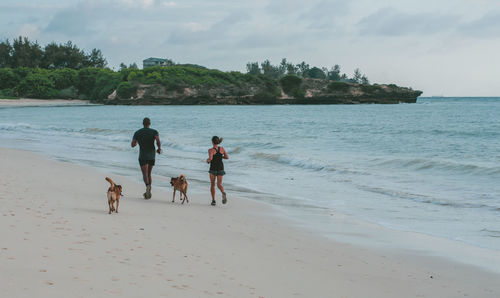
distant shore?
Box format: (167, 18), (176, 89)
(0, 98), (92, 107)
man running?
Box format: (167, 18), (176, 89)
(131, 117), (161, 199)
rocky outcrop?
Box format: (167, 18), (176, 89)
(99, 79), (422, 105)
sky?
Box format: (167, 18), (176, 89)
(1, 0), (500, 96)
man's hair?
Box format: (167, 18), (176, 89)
(143, 117), (151, 126)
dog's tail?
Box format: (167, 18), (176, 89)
(105, 177), (115, 187)
(179, 174), (185, 181)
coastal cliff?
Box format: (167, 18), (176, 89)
(100, 77), (422, 105)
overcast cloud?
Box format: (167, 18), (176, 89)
(1, 0), (500, 96)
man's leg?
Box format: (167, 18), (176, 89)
(140, 164), (150, 185)
(140, 164), (152, 199)
(146, 164), (154, 199)
(147, 164), (153, 186)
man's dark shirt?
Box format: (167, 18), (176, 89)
(133, 128), (159, 160)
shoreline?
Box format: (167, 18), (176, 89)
(0, 98), (93, 107)
(1, 147), (499, 297)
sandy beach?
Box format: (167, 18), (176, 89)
(0, 98), (92, 107)
(1, 148), (499, 298)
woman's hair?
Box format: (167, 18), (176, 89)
(212, 136), (223, 144)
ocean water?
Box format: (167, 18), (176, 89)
(1, 97), (499, 252)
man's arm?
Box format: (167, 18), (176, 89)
(131, 139), (137, 147)
(155, 135), (161, 154)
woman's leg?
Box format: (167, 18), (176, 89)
(216, 175), (225, 193)
(209, 173), (216, 203)
(217, 175), (227, 204)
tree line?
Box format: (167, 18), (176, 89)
(246, 58), (369, 84)
(0, 37), (375, 100)
(0, 37), (106, 69)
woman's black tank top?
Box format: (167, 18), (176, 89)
(210, 147), (224, 171)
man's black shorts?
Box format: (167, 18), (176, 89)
(139, 159), (155, 166)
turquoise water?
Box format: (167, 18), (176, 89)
(1, 97), (499, 250)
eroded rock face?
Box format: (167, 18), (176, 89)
(102, 79), (422, 105)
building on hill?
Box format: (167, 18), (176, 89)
(142, 57), (174, 68)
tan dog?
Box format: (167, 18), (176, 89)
(105, 177), (123, 214)
(170, 174), (189, 204)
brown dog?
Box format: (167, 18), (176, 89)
(105, 177), (123, 214)
(170, 174), (189, 204)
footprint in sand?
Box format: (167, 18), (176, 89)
(39, 269), (47, 272)
(45, 281), (54, 285)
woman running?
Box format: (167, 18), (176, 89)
(206, 136), (229, 206)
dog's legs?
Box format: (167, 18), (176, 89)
(108, 201), (112, 214)
(116, 199), (119, 213)
(172, 189), (176, 202)
(183, 192), (189, 204)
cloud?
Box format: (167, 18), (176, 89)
(357, 8), (459, 36)
(298, 0), (350, 29)
(161, 1), (176, 8)
(121, 0), (154, 9)
(266, 0), (304, 15)
(167, 11), (250, 46)
(459, 11), (500, 38)
(17, 24), (40, 39)
(44, 2), (103, 36)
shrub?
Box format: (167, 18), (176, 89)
(145, 71), (162, 84)
(90, 69), (120, 100)
(127, 71), (144, 82)
(279, 74), (303, 97)
(50, 68), (77, 90)
(15, 73), (57, 98)
(76, 68), (100, 96)
(0, 88), (18, 99)
(360, 84), (382, 93)
(0, 68), (20, 89)
(327, 81), (350, 92)
(57, 86), (78, 99)
(116, 81), (136, 99)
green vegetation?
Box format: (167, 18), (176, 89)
(117, 82), (136, 99)
(280, 75), (304, 97)
(0, 37), (419, 104)
(0, 88), (18, 99)
(246, 58), (369, 84)
(0, 37), (106, 69)
(328, 81), (351, 92)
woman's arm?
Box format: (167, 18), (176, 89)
(206, 148), (214, 163)
(222, 147), (229, 159)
